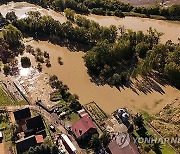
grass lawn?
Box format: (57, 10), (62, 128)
(0, 86), (14, 106)
(66, 112), (80, 124)
(0, 86), (27, 106)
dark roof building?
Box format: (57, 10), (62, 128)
(71, 115), (97, 140)
(13, 108), (31, 122)
(108, 140), (140, 154)
(25, 115), (45, 132)
(16, 135), (44, 154)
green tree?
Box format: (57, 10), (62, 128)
(6, 11), (17, 22)
(21, 57), (31, 68)
(100, 131), (110, 147)
(3, 64), (10, 76)
(133, 113), (144, 129)
(90, 134), (100, 149)
(2, 24), (22, 46)
(64, 8), (75, 21)
(135, 42), (149, 58)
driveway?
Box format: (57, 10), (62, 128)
(0, 140), (5, 154)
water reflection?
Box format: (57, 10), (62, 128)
(19, 67), (30, 77)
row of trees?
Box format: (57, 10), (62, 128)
(133, 3), (180, 19)
(24, 144), (59, 154)
(13, 11), (118, 46)
(2, 0), (180, 20)
(49, 75), (82, 111)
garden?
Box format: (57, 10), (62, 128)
(85, 102), (107, 129)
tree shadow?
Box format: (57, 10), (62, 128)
(136, 126), (148, 138)
(133, 76), (165, 95)
(32, 35), (91, 53)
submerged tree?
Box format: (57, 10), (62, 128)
(21, 57), (31, 68)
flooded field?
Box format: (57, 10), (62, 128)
(25, 40), (180, 114)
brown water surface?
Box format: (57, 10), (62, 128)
(26, 40), (180, 114)
(1, 2), (180, 43)
(1, 2), (180, 114)
(86, 15), (180, 43)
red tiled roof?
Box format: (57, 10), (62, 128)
(35, 135), (44, 143)
(71, 115), (96, 139)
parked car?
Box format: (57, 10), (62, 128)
(50, 125), (56, 132)
(59, 149), (66, 154)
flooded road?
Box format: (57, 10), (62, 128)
(86, 15), (180, 43)
(26, 40), (180, 114)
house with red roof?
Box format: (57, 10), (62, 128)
(71, 115), (97, 140)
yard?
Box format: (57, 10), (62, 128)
(132, 110), (177, 154)
(0, 111), (15, 154)
(84, 102), (107, 130)
(0, 85), (27, 106)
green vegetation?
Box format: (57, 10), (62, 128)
(24, 144), (59, 154)
(132, 113), (177, 154)
(49, 75), (82, 111)
(0, 111), (15, 152)
(150, 102), (180, 152)
(66, 112), (80, 124)
(0, 85), (27, 106)
(21, 56), (31, 68)
(85, 102), (107, 127)
(0, 86), (14, 106)
(50, 91), (62, 102)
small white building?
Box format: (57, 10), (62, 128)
(0, 131), (3, 139)
(61, 134), (77, 154)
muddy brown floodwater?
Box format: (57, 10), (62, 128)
(1, 2), (180, 114)
(86, 14), (180, 43)
(26, 40), (180, 114)
(0, 2), (180, 43)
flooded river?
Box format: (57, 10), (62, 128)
(1, 2), (180, 114)
(0, 2), (180, 43)
(27, 40), (180, 114)
(86, 15), (180, 43)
